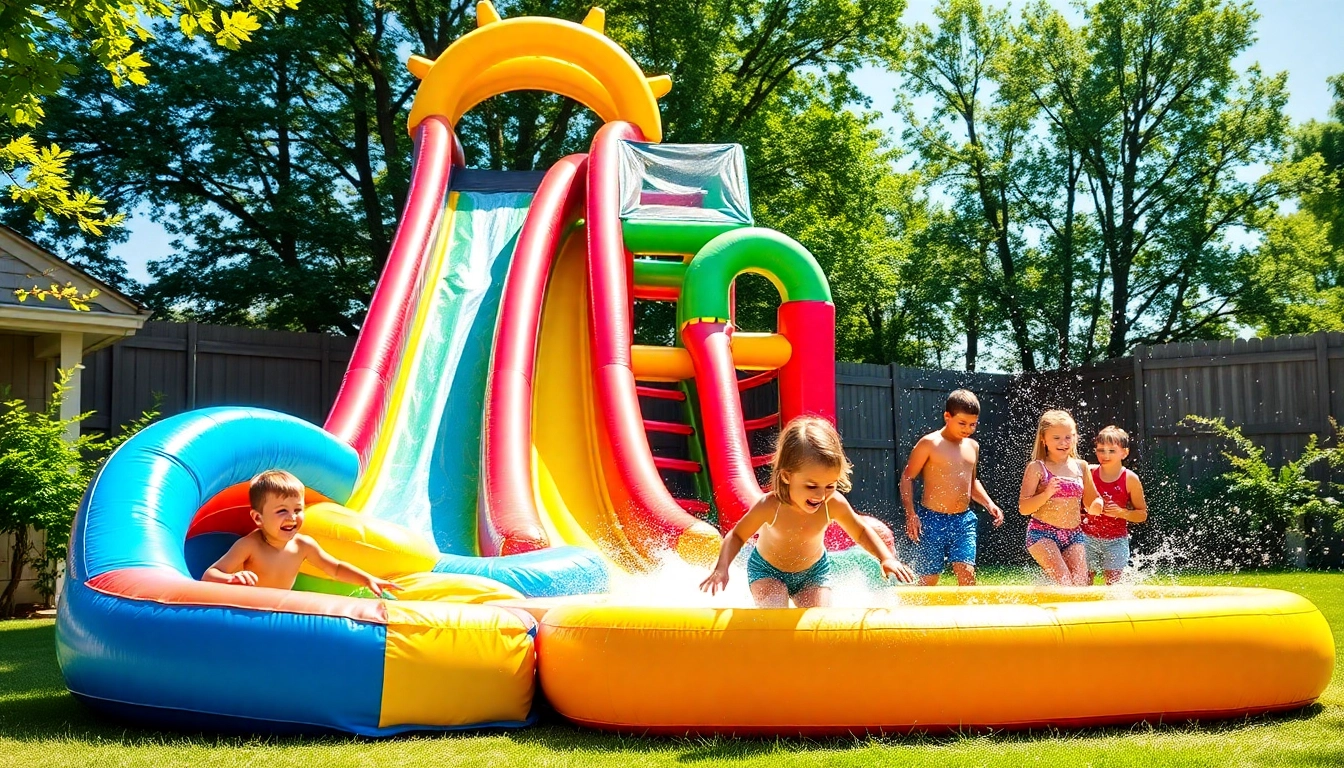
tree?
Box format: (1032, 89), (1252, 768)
(902, 0), (1043, 371)
(1, 0), (294, 235)
(1235, 206), (1344, 335)
(0, 371), (157, 616)
(1015, 0), (1316, 359)
(1234, 71), (1344, 334)
(24, 0), (920, 349)
(1296, 74), (1344, 252)
(22, 0), (440, 332)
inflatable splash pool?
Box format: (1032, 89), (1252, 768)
(58, 2), (1335, 736)
(527, 586), (1334, 734)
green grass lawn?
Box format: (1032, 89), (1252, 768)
(2, 571), (1341, 767)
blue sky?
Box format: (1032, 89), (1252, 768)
(111, 0), (1344, 283)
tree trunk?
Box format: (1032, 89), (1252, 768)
(1, 526), (29, 618)
(1057, 148), (1080, 368)
(964, 285), (980, 372)
(1082, 248), (1108, 363)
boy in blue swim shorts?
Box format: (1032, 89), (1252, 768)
(900, 390), (1005, 586)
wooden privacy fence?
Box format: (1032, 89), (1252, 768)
(834, 363), (1031, 564)
(74, 323), (1342, 565)
(80, 321), (355, 433)
(1131, 334), (1343, 486)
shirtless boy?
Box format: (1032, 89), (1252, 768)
(900, 389), (1005, 585)
(202, 469), (401, 595)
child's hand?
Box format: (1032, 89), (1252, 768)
(1102, 499), (1124, 517)
(368, 576), (402, 596)
(987, 502), (1005, 527)
(699, 568), (730, 595)
(227, 571), (258, 586)
(1043, 476), (1063, 498)
(881, 558), (916, 584)
(905, 513), (921, 543)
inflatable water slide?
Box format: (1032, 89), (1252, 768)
(58, 2), (1333, 737)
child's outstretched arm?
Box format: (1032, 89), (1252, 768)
(899, 437), (933, 543)
(969, 442), (1004, 526)
(1018, 462), (1058, 516)
(1079, 460), (1104, 517)
(831, 494), (916, 584)
(1080, 462), (1102, 516)
(201, 537), (259, 586)
(298, 536), (402, 596)
(699, 498), (772, 594)
(1114, 471), (1148, 523)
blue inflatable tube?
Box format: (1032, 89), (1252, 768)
(58, 407), (539, 735)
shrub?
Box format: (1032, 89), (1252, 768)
(1179, 415), (1344, 569)
(0, 369), (157, 615)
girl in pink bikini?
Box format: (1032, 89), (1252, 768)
(1017, 410), (1104, 585)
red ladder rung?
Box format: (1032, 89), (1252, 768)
(675, 498), (711, 514)
(653, 456), (702, 473)
(737, 369), (778, 391)
(750, 454), (774, 468)
(644, 419), (693, 436)
(743, 413), (780, 431)
(636, 385), (686, 401)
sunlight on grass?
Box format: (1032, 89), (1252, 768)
(2, 572), (1340, 767)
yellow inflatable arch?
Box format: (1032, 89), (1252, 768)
(406, 2), (669, 141)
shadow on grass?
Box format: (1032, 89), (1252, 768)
(3, 619), (1337, 766)
(499, 703), (1336, 763)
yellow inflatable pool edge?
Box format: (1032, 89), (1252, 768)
(531, 586), (1335, 735)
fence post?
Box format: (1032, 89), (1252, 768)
(1132, 345), (1147, 458)
(186, 321), (198, 410)
(1315, 332), (1331, 438)
(320, 332), (331, 409)
(889, 363), (902, 460)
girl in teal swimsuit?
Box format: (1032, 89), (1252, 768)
(699, 417), (916, 607)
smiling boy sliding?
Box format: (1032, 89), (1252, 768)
(202, 469), (400, 595)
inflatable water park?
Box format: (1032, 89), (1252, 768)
(58, 3), (1334, 736)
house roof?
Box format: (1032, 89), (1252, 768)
(0, 225), (151, 351)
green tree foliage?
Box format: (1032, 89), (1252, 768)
(1235, 208), (1344, 335)
(1236, 73), (1344, 335)
(0, 1), (294, 236)
(1018, 0), (1318, 359)
(20, 0), (923, 360)
(904, 0), (1317, 370)
(902, 0), (1044, 371)
(1297, 74), (1344, 252)
(13, 0), (440, 332)
(0, 371), (158, 616)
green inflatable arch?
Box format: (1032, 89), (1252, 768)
(677, 227), (831, 328)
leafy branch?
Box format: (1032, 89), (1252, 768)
(2, 0), (296, 232)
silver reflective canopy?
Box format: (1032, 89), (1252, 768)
(618, 141), (753, 224)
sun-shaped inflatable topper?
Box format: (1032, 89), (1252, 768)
(405, 2), (670, 142)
